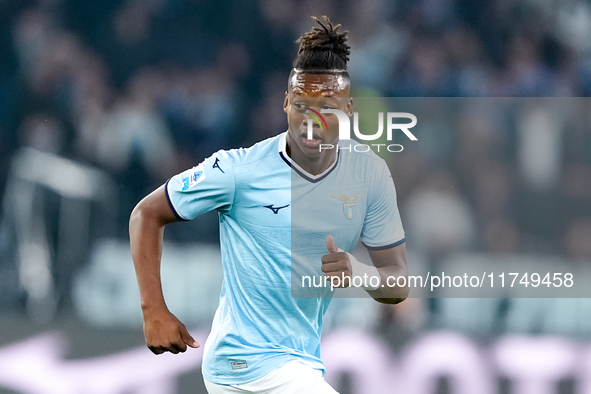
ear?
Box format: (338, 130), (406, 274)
(283, 91), (289, 114)
(345, 97), (353, 117)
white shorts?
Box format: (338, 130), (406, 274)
(203, 361), (339, 394)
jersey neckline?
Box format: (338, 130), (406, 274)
(278, 131), (339, 183)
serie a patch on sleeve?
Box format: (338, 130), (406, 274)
(181, 163), (206, 191)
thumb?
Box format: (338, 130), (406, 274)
(180, 326), (200, 348)
(326, 234), (339, 254)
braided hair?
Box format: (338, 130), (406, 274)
(293, 15), (351, 71)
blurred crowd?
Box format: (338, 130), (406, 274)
(0, 0), (591, 329)
(395, 98), (591, 260)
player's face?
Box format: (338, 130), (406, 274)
(284, 73), (352, 160)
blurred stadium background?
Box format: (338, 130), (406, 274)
(1, 0), (591, 393)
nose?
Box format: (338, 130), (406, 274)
(303, 113), (321, 128)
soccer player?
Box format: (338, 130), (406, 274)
(129, 16), (408, 394)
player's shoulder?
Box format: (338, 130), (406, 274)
(209, 133), (282, 169)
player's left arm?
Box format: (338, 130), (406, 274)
(366, 242), (409, 304)
(362, 159), (409, 304)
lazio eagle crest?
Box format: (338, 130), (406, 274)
(332, 193), (365, 220)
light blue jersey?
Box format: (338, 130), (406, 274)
(166, 132), (405, 385)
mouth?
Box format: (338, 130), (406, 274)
(301, 136), (323, 148)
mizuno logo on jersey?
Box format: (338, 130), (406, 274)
(263, 204), (290, 214)
(213, 157), (225, 173)
(332, 193), (365, 220)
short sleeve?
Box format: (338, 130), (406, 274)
(165, 151), (235, 221)
(361, 161), (405, 250)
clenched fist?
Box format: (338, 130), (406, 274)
(143, 308), (200, 355)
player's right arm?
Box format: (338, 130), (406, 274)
(129, 185), (199, 354)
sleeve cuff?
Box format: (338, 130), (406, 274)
(165, 179), (189, 221)
(361, 237), (406, 250)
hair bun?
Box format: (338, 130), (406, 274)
(293, 15), (351, 70)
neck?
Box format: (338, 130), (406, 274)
(286, 132), (337, 175)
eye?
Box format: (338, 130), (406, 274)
(321, 105), (334, 110)
(293, 103), (306, 111)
